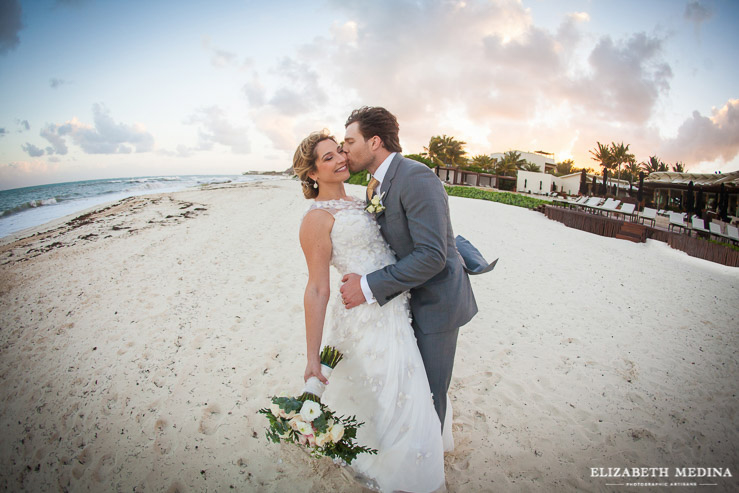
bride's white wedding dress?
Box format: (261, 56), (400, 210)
(307, 196), (450, 493)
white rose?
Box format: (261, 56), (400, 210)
(270, 402), (281, 417)
(315, 432), (331, 447)
(329, 423), (345, 442)
(371, 195), (381, 206)
(300, 400), (321, 422)
(288, 416), (302, 431)
(296, 420), (313, 436)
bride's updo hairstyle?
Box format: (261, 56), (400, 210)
(293, 129), (337, 199)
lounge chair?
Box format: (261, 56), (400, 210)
(727, 225), (739, 245)
(690, 216), (710, 237)
(551, 196), (569, 207)
(580, 197), (603, 212)
(709, 222), (726, 241)
(598, 199), (621, 216)
(639, 207), (657, 227)
(614, 203), (637, 221)
(570, 196), (589, 209)
(668, 212), (688, 233)
(589, 197), (615, 215)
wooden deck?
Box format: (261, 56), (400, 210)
(543, 206), (647, 242)
(543, 206), (739, 267)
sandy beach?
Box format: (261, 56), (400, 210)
(0, 178), (737, 492)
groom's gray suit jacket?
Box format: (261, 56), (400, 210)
(366, 154), (478, 334)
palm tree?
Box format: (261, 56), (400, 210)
(609, 142), (634, 197)
(624, 161), (641, 184)
(554, 159), (575, 176)
(422, 135), (467, 167)
(470, 154), (496, 171)
(522, 162), (541, 172)
(590, 142), (614, 173)
(672, 162), (687, 172)
(495, 151), (525, 177)
(422, 136), (445, 166)
(640, 155), (668, 174)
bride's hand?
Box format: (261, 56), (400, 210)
(304, 360), (329, 384)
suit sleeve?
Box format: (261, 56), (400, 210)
(366, 165), (448, 305)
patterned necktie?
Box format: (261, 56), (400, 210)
(366, 176), (380, 201)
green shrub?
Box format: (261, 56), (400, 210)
(707, 238), (739, 252)
(444, 186), (547, 210)
(346, 171), (370, 186)
(404, 154), (436, 168)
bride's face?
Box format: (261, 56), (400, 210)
(309, 139), (350, 185)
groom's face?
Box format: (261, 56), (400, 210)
(343, 122), (373, 173)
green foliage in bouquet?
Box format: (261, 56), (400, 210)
(258, 396), (377, 465)
(259, 346), (376, 465)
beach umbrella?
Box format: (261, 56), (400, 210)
(601, 169), (608, 195)
(592, 176), (597, 195)
(719, 183), (729, 221)
(685, 181), (694, 215)
(637, 172), (644, 203)
(579, 169), (587, 195)
(695, 189), (704, 218)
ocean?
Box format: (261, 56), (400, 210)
(0, 174), (280, 238)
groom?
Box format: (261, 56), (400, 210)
(339, 106), (478, 431)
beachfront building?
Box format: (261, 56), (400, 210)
(517, 170), (632, 196)
(517, 170), (556, 194)
(557, 172), (632, 196)
(643, 170), (739, 217)
(490, 151), (556, 174)
(434, 166), (517, 190)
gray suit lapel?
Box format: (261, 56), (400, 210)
(379, 153), (402, 197)
(373, 153), (403, 220)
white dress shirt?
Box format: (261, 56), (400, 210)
(360, 152), (396, 304)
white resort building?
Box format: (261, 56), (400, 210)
(516, 171), (632, 196)
(490, 151), (556, 173)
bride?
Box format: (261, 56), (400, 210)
(293, 129), (446, 493)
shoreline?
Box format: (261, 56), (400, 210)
(0, 175), (285, 241)
(1, 179), (737, 492)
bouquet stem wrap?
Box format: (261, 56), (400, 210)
(301, 364), (333, 399)
(300, 346), (343, 402)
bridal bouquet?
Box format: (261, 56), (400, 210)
(259, 346), (377, 465)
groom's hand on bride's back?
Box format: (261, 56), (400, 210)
(340, 273), (366, 309)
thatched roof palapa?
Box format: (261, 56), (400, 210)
(644, 171), (739, 190)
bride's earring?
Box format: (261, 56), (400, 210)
(313, 180), (318, 189)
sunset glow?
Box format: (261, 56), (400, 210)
(1, 0), (737, 190)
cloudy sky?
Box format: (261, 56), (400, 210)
(1, 0), (738, 190)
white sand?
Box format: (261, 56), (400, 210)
(0, 178), (736, 492)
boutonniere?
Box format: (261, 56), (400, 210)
(365, 192), (386, 214)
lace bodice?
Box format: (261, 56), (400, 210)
(307, 197), (396, 276)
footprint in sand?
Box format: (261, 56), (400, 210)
(154, 418), (177, 455)
(166, 481), (187, 493)
(198, 404), (223, 435)
(91, 454), (116, 482)
(71, 446), (91, 480)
